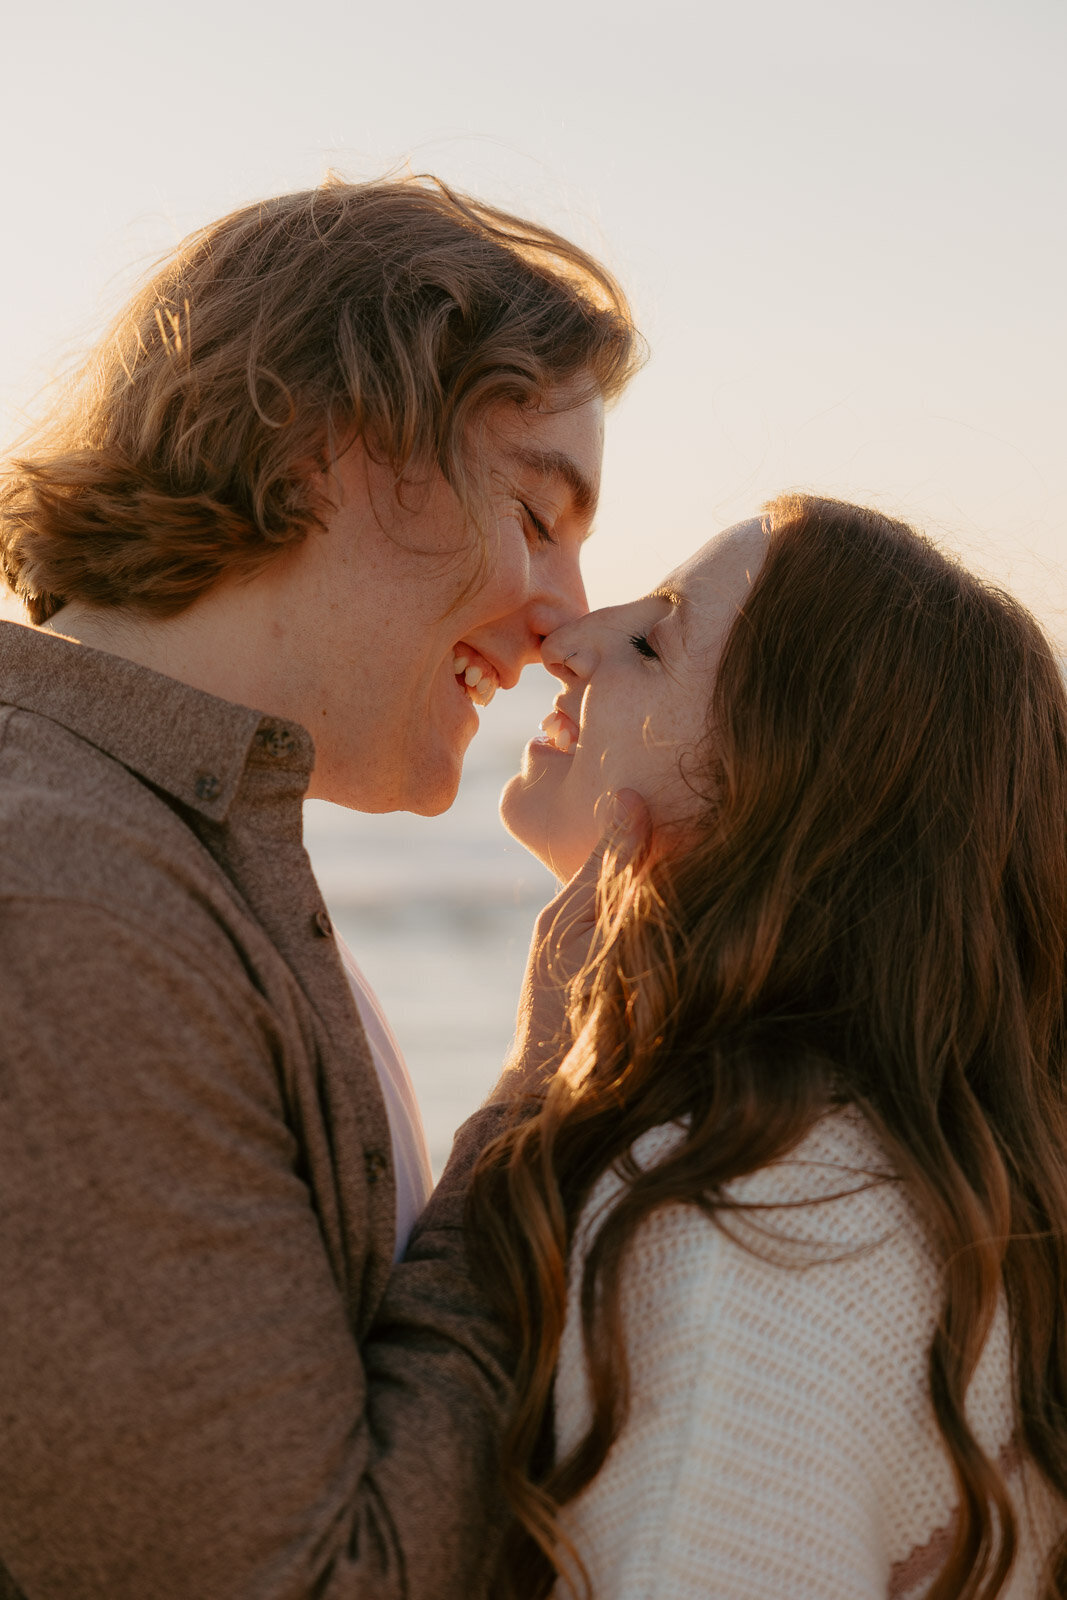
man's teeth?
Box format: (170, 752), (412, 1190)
(452, 651), (496, 707)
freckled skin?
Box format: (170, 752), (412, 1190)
(293, 388), (605, 814)
(501, 520), (768, 879)
(40, 382), (605, 818)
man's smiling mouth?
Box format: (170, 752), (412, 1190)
(452, 643), (499, 707)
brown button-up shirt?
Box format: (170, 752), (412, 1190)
(0, 620), (510, 1600)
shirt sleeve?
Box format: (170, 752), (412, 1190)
(0, 897), (512, 1600)
(553, 1201), (890, 1600)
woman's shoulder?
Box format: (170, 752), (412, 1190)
(558, 1107), (1029, 1591)
(569, 1106), (942, 1408)
(576, 1106), (977, 1444)
(622, 1107), (950, 1405)
(579, 1104), (925, 1274)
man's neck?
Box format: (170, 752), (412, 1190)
(38, 575), (307, 725)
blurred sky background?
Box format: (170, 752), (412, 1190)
(3, 0), (1065, 1161)
(3, 0), (1065, 631)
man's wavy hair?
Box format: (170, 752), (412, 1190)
(470, 495), (1067, 1600)
(0, 175), (641, 624)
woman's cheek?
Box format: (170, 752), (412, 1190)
(596, 732), (684, 831)
(588, 734), (645, 802)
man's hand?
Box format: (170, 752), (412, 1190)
(490, 789), (651, 1103)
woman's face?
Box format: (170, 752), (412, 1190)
(500, 519), (768, 880)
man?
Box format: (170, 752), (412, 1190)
(0, 176), (640, 1598)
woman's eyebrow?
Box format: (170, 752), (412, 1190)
(505, 446), (599, 518)
(647, 586), (689, 644)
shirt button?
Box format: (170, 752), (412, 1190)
(256, 726), (296, 757)
(195, 773), (221, 801)
(312, 909), (333, 938)
(364, 1148), (389, 1185)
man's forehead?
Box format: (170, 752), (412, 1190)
(491, 389), (604, 511)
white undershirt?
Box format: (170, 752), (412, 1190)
(335, 934), (433, 1260)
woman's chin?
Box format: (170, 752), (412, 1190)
(499, 773), (590, 882)
(499, 772), (552, 866)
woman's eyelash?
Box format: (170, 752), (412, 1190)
(630, 632), (658, 660)
(521, 502), (556, 545)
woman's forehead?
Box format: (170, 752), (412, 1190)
(662, 518), (768, 605)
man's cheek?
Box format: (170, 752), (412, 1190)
(499, 537), (533, 610)
(483, 518), (529, 586)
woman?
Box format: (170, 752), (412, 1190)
(469, 495), (1067, 1599)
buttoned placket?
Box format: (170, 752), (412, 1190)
(213, 723), (396, 1239)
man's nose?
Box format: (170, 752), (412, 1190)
(526, 543), (589, 641)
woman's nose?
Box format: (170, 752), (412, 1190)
(542, 618), (594, 681)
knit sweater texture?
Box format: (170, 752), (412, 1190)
(553, 1108), (1065, 1598)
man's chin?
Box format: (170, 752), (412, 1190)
(309, 765), (460, 816)
(400, 749), (465, 817)
(400, 707), (482, 815)
(405, 788), (458, 818)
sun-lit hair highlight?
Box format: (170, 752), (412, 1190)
(469, 494), (1067, 1600)
(0, 174), (642, 623)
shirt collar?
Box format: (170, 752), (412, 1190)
(0, 619), (315, 822)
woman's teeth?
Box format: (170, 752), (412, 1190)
(453, 651), (497, 707)
(540, 709), (579, 754)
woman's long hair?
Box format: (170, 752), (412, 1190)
(468, 495), (1067, 1600)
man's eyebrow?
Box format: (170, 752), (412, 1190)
(506, 446), (599, 517)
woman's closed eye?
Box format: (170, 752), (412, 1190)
(630, 631), (658, 661)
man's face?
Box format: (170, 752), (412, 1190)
(283, 384), (604, 813)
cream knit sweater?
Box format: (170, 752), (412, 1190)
(553, 1108), (1065, 1598)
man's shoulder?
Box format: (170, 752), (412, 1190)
(0, 700), (246, 956)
